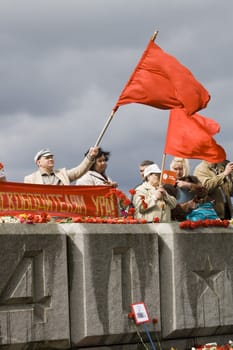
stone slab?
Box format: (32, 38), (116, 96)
(0, 224), (70, 348)
(65, 224), (160, 347)
(157, 223), (233, 338)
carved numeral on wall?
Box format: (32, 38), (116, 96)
(113, 247), (132, 312)
(0, 250), (51, 323)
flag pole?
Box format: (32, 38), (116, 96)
(151, 30), (159, 42)
(159, 153), (166, 186)
(94, 109), (115, 146)
(158, 153), (166, 222)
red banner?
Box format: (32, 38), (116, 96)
(0, 182), (119, 217)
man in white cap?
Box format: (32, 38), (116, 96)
(24, 147), (99, 185)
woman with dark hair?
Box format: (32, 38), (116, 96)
(76, 147), (118, 187)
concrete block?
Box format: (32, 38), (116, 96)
(0, 224), (70, 348)
(65, 224), (160, 347)
(158, 223), (233, 338)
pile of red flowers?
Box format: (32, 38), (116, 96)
(18, 212), (51, 224)
(179, 219), (230, 229)
(0, 214), (160, 225)
(0, 212), (51, 224)
(194, 342), (233, 350)
(56, 216), (160, 224)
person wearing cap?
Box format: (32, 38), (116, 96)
(128, 160), (155, 211)
(139, 160), (154, 181)
(24, 147), (99, 185)
(132, 163), (176, 222)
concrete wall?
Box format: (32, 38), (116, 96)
(0, 223), (232, 349)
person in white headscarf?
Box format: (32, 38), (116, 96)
(133, 163), (176, 222)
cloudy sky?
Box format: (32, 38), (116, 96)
(1, 0), (232, 194)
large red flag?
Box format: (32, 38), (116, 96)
(114, 40), (210, 115)
(164, 109), (226, 162)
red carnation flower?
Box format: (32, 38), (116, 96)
(142, 200), (148, 209)
(152, 317), (158, 324)
(153, 217), (160, 223)
(223, 219), (229, 227)
(123, 198), (131, 206)
(129, 189), (136, 195)
(128, 207), (135, 215)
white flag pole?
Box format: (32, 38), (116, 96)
(94, 110), (115, 147)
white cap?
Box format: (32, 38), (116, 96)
(34, 149), (53, 163)
(144, 164), (161, 178)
